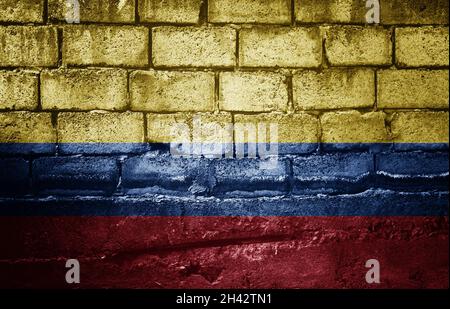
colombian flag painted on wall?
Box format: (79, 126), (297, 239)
(0, 0), (449, 290)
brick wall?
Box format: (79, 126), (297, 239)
(0, 0), (449, 288)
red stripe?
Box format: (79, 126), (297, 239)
(1, 216), (448, 288)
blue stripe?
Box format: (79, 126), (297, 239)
(0, 190), (448, 216)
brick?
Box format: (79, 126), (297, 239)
(0, 0), (44, 23)
(0, 71), (38, 110)
(234, 113), (319, 154)
(57, 112), (145, 148)
(321, 111), (390, 145)
(390, 112), (449, 144)
(41, 69), (128, 111)
(381, 0), (449, 25)
(213, 158), (290, 197)
(191, 113), (233, 145)
(152, 27), (236, 67)
(377, 152), (449, 176)
(130, 70), (215, 112)
(239, 27), (321, 68)
(0, 112), (55, 143)
(378, 70), (449, 109)
(209, 0), (291, 24)
(0, 158), (29, 196)
(32, 157), (119, 196)
(395, 27), (449, 67)
(293, 153), (374, 194)
(295, 0), (367, 23)
(48, 0), (135, 23)
(376, 152), (449, 191)
(139, 0), (202, 23)
(219, 72), (288, 112)
(122, 156), (209, 195)
(63, 26), (149, 67)
(0, 26), (58, 67)
(325, 26), (392, 66)
(147, 113), (191, 143)
(293, 69), (375, 110)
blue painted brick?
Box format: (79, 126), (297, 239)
(293, 153), (374, 194)
(393, 143), (448, 152)
(32, 157), (119, 196)
(213, 158), (290, 197)
(0, 158), (29, 196)
(122, 155), (212, 196)
(0, 143), (56, 155)
(376, 152), (449, 191)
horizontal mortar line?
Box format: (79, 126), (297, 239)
(3, 108), (447, 114)
(1, 21), (449, 27)
(4, 65), (449, 72)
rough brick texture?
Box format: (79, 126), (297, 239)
(63, 26), (149, 67)
(130, 70), (215, 112)
(57, 112), (144, 144)
(152, 27), (236, 67)
(219, 72), (288, 112)
(395, 27), (449, 67)
(48, 0), (135, 23)
(381, 0), (449, 24)
(325, 26), (392, 66)
(41, 69), (128, 110)
(139, 0), (203, 23)
(378, 70), (449, 109)
(240, 27), (322, 68)
(0, 0), (44, 23)
(0, 71), (38, 110)
(295, 0), (368, 23)
(294, 69), (375, 110)
(0, 112), (55, 143)
(209, 0), (291, 24)
(321, 111), (389, 145)
(0, 26), (58, 67)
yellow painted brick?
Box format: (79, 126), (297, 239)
(219, 72), (288, 112)
(391, 112), (449, 143)
(378, 70), (449, 109)
(325, 26), (392, 66)
(58, 112), (144, 143)
(48, 0), (135, 23)
(0, 26), (58, 67)
(152, 27), (236, 67)
(235, 113), (319, 143)
(293, 69), (375, 110)
(41, 69), (128, 111)
(0, 112), (55, 143)
(381, 0), (449, 25)
(209, 0), (291, 24)
(321, 111), (390, 143)
(0, 71), (38, 110)
(130, 70), (215, 112)
(63, 26), (149, 67)
(147, 113), (191, 143)
(147, 113), (233, 145)
(191, 113), (233, 144)
(147, 113), (192, 143)
(139, 0), (202, 23)
(0, 0), (44, 23)
(295, 0), (367, 23)
(396, 27), (449, 67)
(239, 27), (322, 68)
